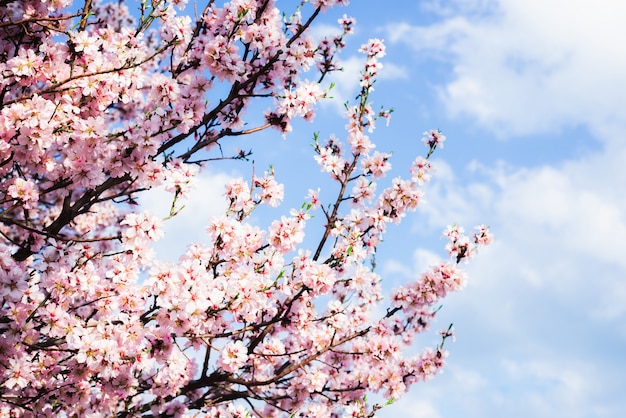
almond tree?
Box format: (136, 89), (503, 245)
(0, 1), (491, 416)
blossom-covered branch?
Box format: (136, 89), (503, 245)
(0, 1), (491, 417)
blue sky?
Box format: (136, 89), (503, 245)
(143, 1), (626, 417)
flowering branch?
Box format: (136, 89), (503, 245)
(0, 2), (491, 417)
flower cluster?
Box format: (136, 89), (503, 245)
(422, 129), (446, 149)
(422, 129), (446, 158)
(444, 224), (494, 263)
(410, 156), (432, 185)
(7, 178), (38, 209)
(358, 38), (386, 89)
(0, 0), (354, 261)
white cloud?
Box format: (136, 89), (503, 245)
(417, 158), (495, 230)
(323, 55), (363, 109)
(426, 147), (626, 296)
(496, 358), (608, 418)
(381, 397), (442, 418)
(386, 0), (626, 141)
(368, 2), (626, 415)
(139, 168), (236, 261)
(382, 248), (441, 278)
(397, 142), (626, 416)
(322, 55), (408, 112)
(372, 129), (626, 417)
(308, 23), (343, 43)
(412, 248), (443, 273)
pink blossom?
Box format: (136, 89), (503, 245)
(410, 156), (432, 185)
(307, 188), (321, 209)
(218, 340), (249, 372)
(361, 151), (391, 178)
(351, 176), (377, 204)
(276, 81), (324, 120)
(7, 48), (42, 78)
(225, 178), (253, 213)
(3, 358), (32, 389)
(339, 14), (356, 34)
(421, 129), (446, 149)
(7, 178), (39, 209)
(359, 38), (386, 59)
(474, 224), (495, 245)
(253, 171), (285, 207)
(268, 215), (305, 253)
(121, 212), (164, 243)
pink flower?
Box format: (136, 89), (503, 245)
(218, 340), (249, 372)
(339, 14), (356, 34)
(7, 48), (42, 78)
(268, 215), (305, 254)
(421, 129), (446, 149)
(3, 358), (31, 390)
(361, 151), (391, 178)
(307, 188), (321, 209)
(474, 224), (494, 245)
(7, 178), (39, 209)
(409, 156), (432, 185)
(253, 172), (284, 207)
(347, 129), (375, 154)
(225, 178), (253, 213)
(121, 212), (164, 243)
(276, 81), (324, 119)
(358, 38), (386, 59)
(299, 261), (336, 294)
(351, 176), (376, 204)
